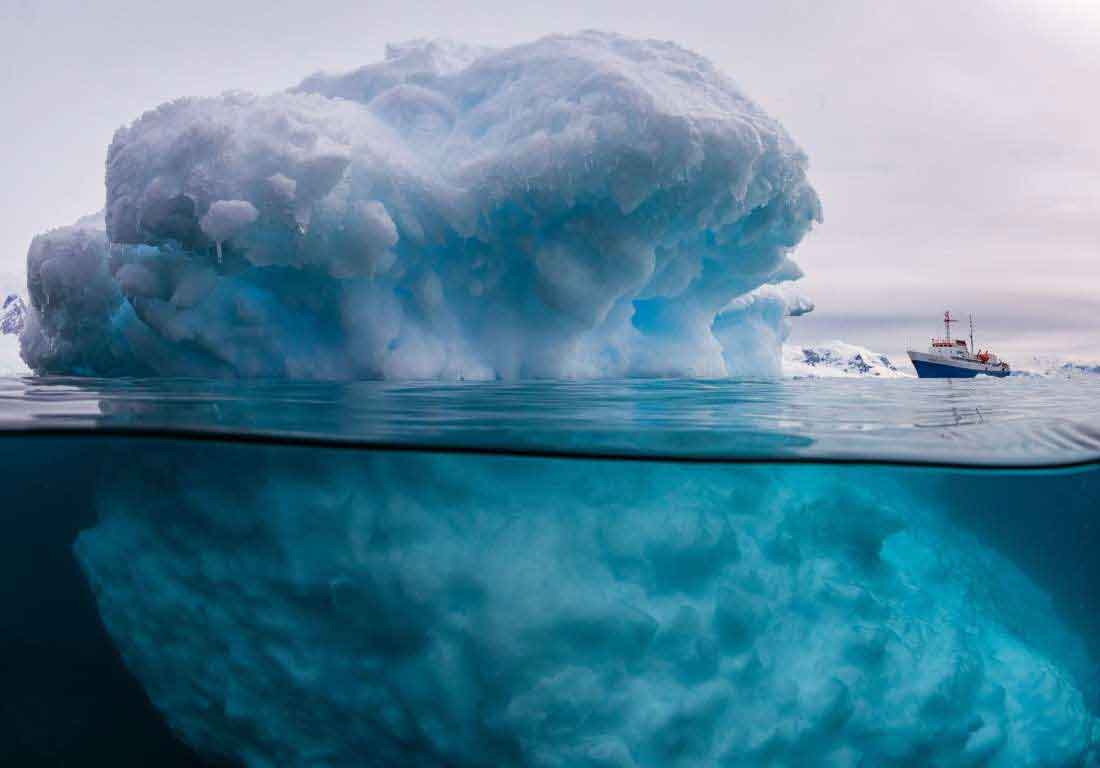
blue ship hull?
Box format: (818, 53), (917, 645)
(912, 358), (1010, 378)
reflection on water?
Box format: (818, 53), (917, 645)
(0, 376), (1096, 465)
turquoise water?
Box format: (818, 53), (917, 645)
(2, 377), (1099, 766)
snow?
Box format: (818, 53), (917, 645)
(0, 334), (28, 375)
(783, 340), (913, 379)
(200, 200), (259, 263)
(780, 344), (1100, 380)
(21, 32), (821, 379)
(1011, 355), (1100, 379)
(0, 294), (26, 336)
(73, 450), (1099, 766)
(1056, 362), (1100, 377)
(0, 294), (29, 376)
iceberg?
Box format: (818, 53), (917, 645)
(21, 32), (820, 379)
(73, 444), (1100, 766)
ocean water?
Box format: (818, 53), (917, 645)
(2, 377), (1099, 766)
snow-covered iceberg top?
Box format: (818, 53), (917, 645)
(21, 32), (820, 379)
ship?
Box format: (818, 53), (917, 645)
(907, 312), (1010, 378)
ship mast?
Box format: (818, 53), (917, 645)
(969, 314), (975, 353)
(943, 310), (955, 341)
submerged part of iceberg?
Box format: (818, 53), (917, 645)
(21, 32), (820, 379)
(75, 445), (1099, 766)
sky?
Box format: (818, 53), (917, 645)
(1, 0), (1097, 362)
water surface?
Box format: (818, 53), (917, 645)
(0, 376), (1097, 465)
(2, 376), (1098, 766)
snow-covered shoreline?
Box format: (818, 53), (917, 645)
(782, 341), (1100, 380)
(782, 341), (912, 378)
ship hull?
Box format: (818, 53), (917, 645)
(907, 351), (1010, 379)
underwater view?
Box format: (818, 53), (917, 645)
(0, 377), (1098, 765)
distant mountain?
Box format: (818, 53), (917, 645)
(1057, 362), (1100, 376)
(1012, 357), (1100, 378)
(783, 341), (913, 378)
(0, 294), (29, 376)
(783, 343), (1100, 380)
(0, 294), (26, 336)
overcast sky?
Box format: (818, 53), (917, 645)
(1, 0), (1097, 361)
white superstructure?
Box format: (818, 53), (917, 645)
(907, 312), (1010, 378)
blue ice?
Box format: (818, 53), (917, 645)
(74, 450), (1099, 766)
(21, 33), (820, 379)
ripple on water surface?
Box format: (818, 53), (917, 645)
(0, 376), (1095, 465)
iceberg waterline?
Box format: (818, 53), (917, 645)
(68, 440), (1099, 766)
(20, 32), (820, 379)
